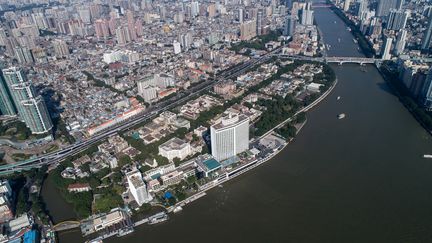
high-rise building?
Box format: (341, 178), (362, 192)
(421, 68), (432, 110)
(343, 0), (351, 12)
(173, 41), (181, 54)
(191, 1), (199, 17)
(394, 29), (407, 55)
(376, 0), (397, 17)
(116, 26), (130, 45)
(285, 0), (293, 9)
(78, 8), (92, 24)
(94, 19), (110, 39)
(301, 2), (314, 25)
(237, 9), (244, 23)
(387, 9), (409, 30)
(381, 37), (393, 60)
(137, 84), (158, 103)
(257, 9), (264, 35)
(421, 13), (432, 50)
(14, 47), (34, 64)
(52, 39), (69, 58)
(208, 3), (217, 18)
(240, 20), (257, 40)
(396, 0), (404, 10)
(0, 74), (16, 116)
(126, 10), (137, 41)
(283, 15), (295, 36)
(179, 32), (193, 50)
(126, 169), (152, 206)
(210, 114), (249, 162)
(2, 67), (53, 134)
(357, 0), (368, 17)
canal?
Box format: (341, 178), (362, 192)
(48, 4), (432, 243)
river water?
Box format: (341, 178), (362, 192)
(47, 4), (432, 243)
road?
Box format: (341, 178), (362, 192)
(0, 47), (283, 175)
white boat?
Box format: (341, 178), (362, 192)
(423, 154), (432, 158)
(148, 212), (169, 225)
(173, 206), (183, 213)
(338, 38), (341, 43)
(338, 113), (346, 119)
(353, 38), (358, 44)
(337, 96), (341, 100)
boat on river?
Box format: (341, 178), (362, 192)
(337, 96), (341, 100)
(338, 113), (346, 119)
(173, 206), (183, 213)
(424, 154), (432, 158)
(148, 212), (169, 225)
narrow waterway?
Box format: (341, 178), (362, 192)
(50, 5), (432, 243)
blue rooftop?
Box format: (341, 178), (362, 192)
(164, 191), (173, 199)
(23, 230), (37, 243)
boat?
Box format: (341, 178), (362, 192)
(86, 239), (103, 243)
(347, 27), (351, 31)
(423, 154), (432, 158)
(338, 113), (346, 119)
(338, 38), (341, 43)
(117, 227), (134, 237)
(334, 20), (337, 24)
(337, 96), (341, 100)
(148, 212), (169, 225)
(173, 206), (183, 213)
(353, 38), (358, 44)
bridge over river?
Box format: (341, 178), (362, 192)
(52, 220), (81, 232)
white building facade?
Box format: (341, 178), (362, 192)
(210, 114), (249, 162)
(126, 169), (152, 206)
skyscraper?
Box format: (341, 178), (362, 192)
(343, 0), (351, 12)
(421, 13), (432, 50)
(126, 169), (152, 205)
(256, 9), (264, 35)
(0, 74), (16, 116)
(2, 67), (53, 134)
(52, 39), (69, 58)
(376, 0), (397, 17)
(357, 0), (368, 17)
(14, 47), (34, 64)
(210, 114), (249, 162)
(240, 20), (257, 40)
(386, 9), (409, 30)
(381, 37), (393, 60)
(301, 2), (314, 25)
(421, 68), (432, 110)
(394, 29), (407, 55)
(283, 15), (295, 36)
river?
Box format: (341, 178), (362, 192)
(47, 4), (432, 243)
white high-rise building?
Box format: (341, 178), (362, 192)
(137, 85), (158, 103)
(301, 2), (314, 26)
(127, 169), (152, 206)
(173, 41), (181, 54)
(210, 114), (249, 162)
(394, 29), (407, 55)
(382, 37), (393, 60)
(343, 0), (351, 11)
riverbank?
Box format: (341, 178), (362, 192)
(377, 62), (432, 134)
(84, 66), (339, 243)
(326, 1), (375, 58)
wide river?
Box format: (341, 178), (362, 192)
(46, 4), (432, 243)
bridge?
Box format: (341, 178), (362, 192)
(275, 54), (380, 65)
(52, 220), (81, 232)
